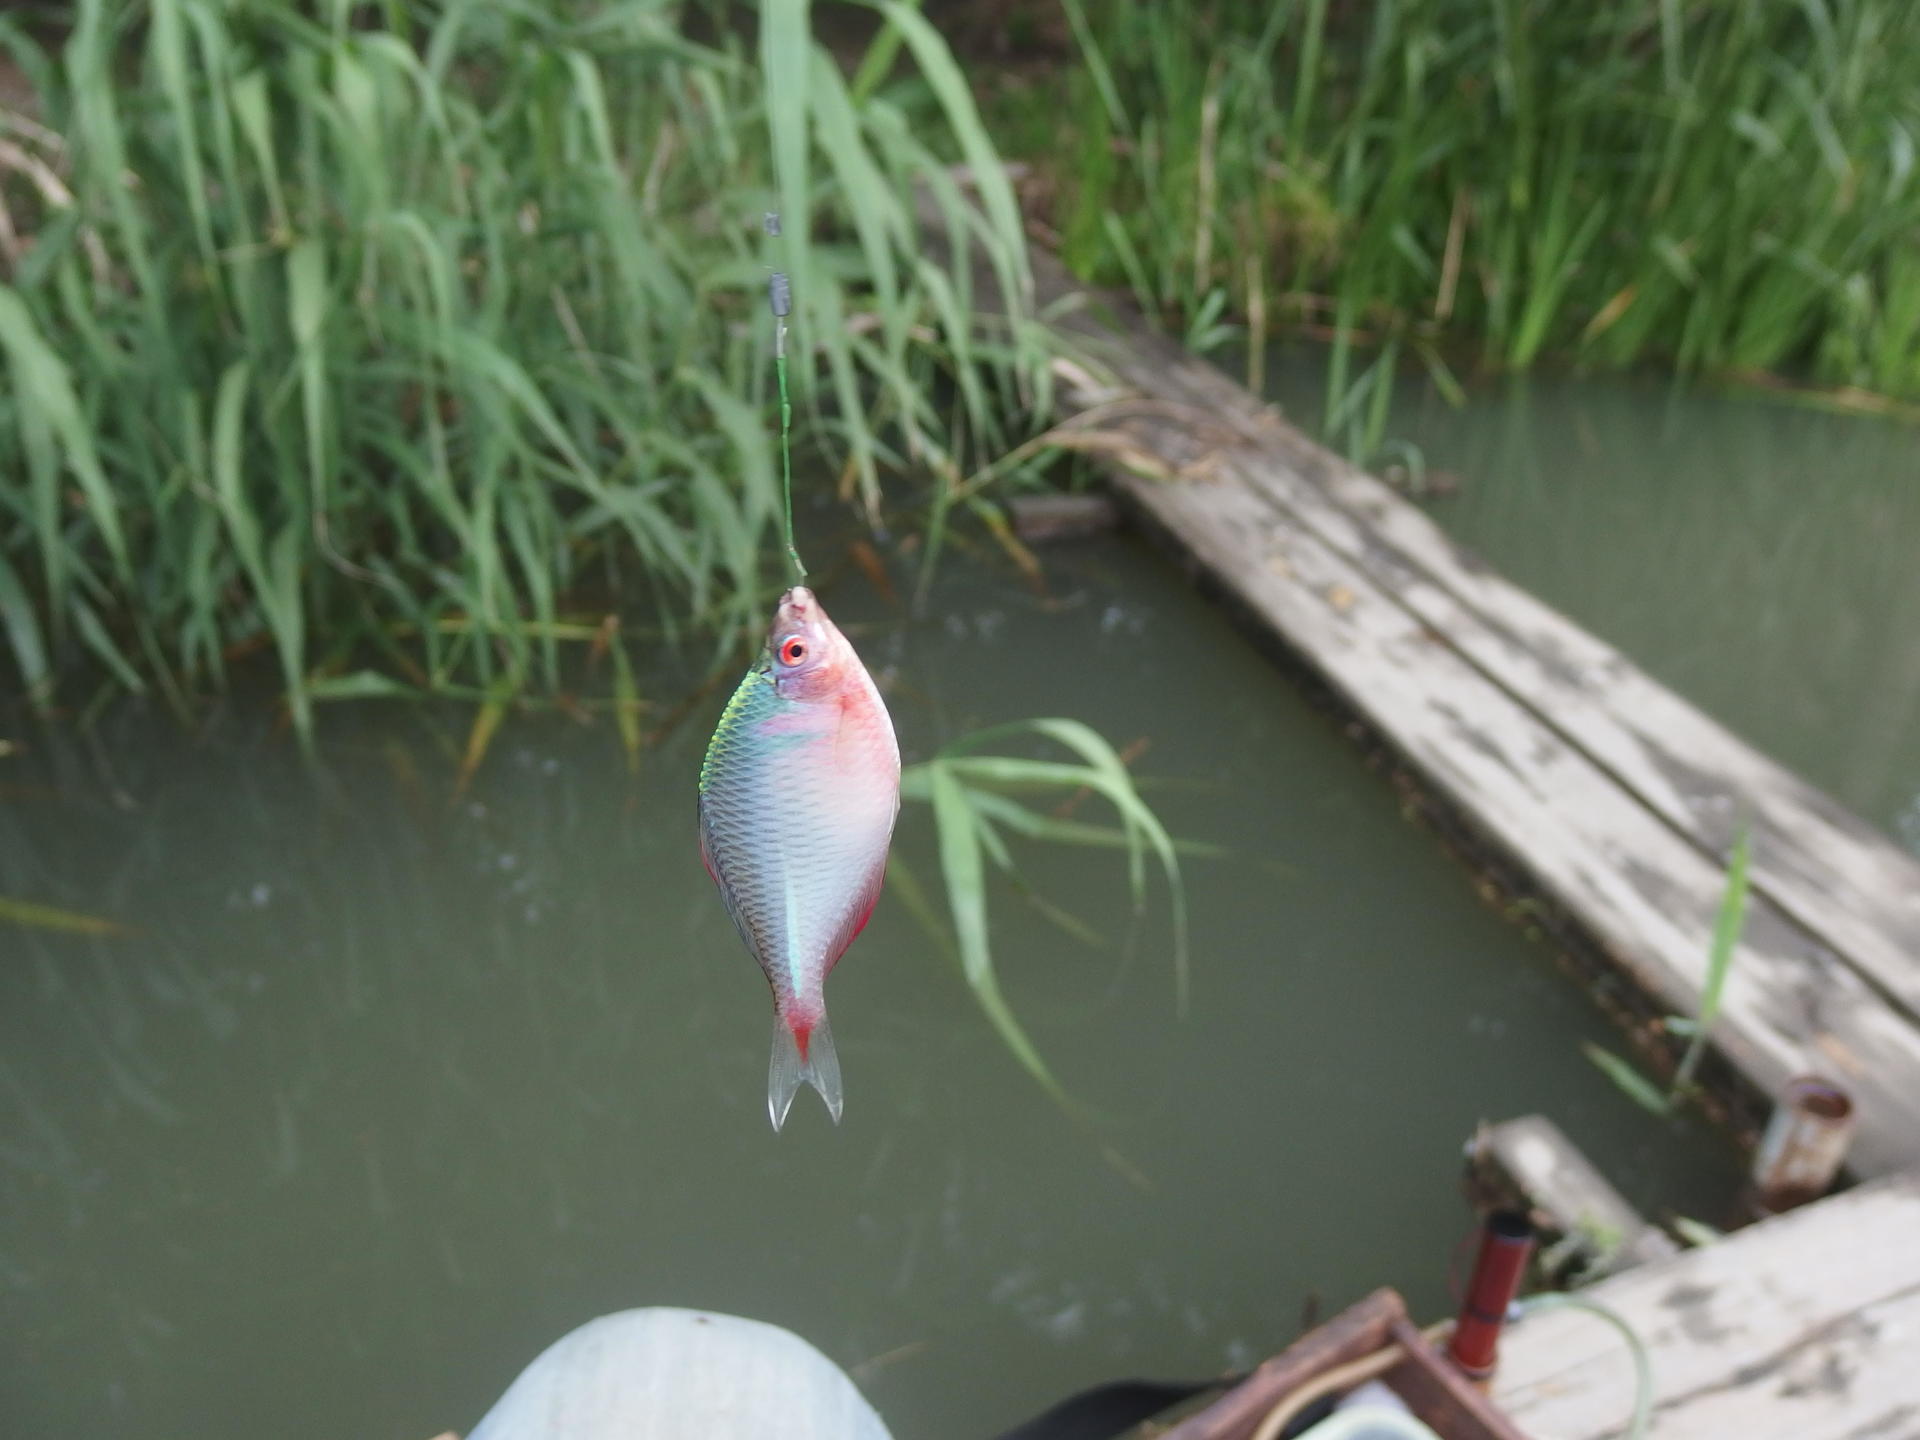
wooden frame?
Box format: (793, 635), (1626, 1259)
(1158, 1289), (1529, 1440)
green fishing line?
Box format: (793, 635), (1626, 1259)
(766, 213), (806, 583)
(775, 347), (802, 582)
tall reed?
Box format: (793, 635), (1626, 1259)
(1017, 0), (1920, 448)
(0, 0), (1044, 735)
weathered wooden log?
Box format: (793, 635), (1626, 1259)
(1466, 1115), (1679, 1279)
(1005, 491), (1119, 543)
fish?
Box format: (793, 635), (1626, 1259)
(697, 586), (901, 1130)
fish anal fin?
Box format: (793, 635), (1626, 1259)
(845, 886), (879, 947)
(822, 856), (887, 979)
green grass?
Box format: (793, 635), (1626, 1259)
(1585, 824), (1753, 1116)
(998, 0), (1920, 458)
(898, 717), (1198, 1109)
(0, 0), (1045, 738)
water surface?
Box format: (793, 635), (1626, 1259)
(1, 537), (1738, 1439)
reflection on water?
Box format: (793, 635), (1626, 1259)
(1, 538), (1737, 1440)
(1280, 356), (1920, 853)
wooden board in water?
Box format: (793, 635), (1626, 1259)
(1022, 251), (1920, 1177)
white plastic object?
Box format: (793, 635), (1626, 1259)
(1299, 1399), (1444, 1440)
(1336, 1379), (1413, 1415)
(467, 1307), (894, 1440)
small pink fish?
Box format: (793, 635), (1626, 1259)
(698, 587), (900, 1129)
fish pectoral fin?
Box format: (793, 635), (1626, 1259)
(767, 1011), (844, 1131)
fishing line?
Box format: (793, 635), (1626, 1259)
(765, 212), (806, 583)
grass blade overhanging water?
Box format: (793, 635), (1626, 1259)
(0, 0), (1046, 738)
(0, 895), (130, 937)
(899, 718), (1197, 1109)
(1584, 824), (1753, 1117)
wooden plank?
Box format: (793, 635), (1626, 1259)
(1469, 1116), (1679, 1274)
(1494, 1171), (1920, 1440)
(1296, 458), (1920, 1022)
(1233, 416), (1920, 1026)
(1016, 254), (1920, 1176)
(1036, 281), (1920, 1027)
(1106, 433), (1920, 1175)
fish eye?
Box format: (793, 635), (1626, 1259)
(778, 636), (807, 666)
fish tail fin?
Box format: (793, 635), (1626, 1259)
(767, 1009), (844, 1131)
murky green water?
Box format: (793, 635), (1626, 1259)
(1280, 358), (1920, 855)
(3, 535), (1740, 1439)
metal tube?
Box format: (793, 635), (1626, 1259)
(1749, 1075), (1855, 1215)
(1446, 1210), (1535, 1382)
